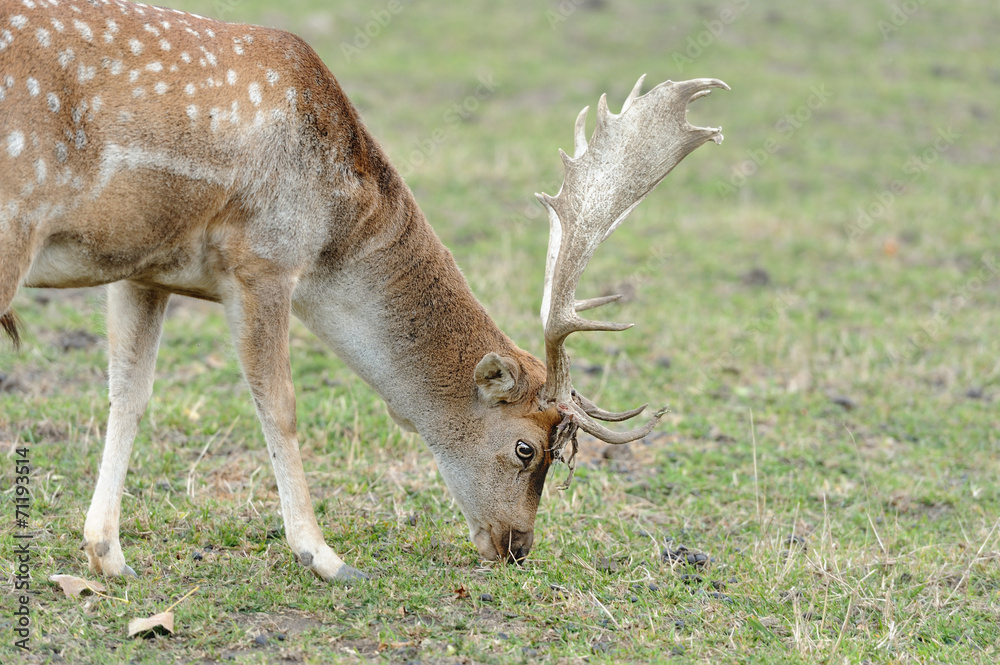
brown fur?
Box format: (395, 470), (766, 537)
(0, 0), (568, 574)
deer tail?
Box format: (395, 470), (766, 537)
(1, 310), (22, 350)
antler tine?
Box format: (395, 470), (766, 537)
(573, 391), (648, 422)
(573, 106), (590, 159)
(570, 401), (668, 445)
(537, 75), (727, 448)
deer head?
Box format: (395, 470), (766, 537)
(431, 76), (728, 563)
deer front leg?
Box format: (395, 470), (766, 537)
(83, 282), (170, 577)
(223, 270), (366, 583)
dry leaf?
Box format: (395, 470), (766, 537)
(128, 612), (174, 638)
(453, 585), (468, 599)
(49, 575), (106, 598)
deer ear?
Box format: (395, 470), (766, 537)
(474, 353), (524, 405)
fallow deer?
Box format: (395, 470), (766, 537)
(0, 0), (726, 581)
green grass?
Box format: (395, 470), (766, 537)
(2, 0), (999, 663)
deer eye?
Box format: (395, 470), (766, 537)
(515, 440), (535, 464)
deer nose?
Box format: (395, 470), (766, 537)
(499, 530), (533, 564)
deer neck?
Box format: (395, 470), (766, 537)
(291, 185), (530, 438)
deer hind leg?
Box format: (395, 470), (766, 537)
(222, 269), (366, 583)
(82, 282), (170, 577)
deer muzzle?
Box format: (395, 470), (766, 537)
(473, 527), (534, 564)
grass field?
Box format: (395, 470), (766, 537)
(2, 0), (999, 663)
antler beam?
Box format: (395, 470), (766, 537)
(536, 75), (728, 458)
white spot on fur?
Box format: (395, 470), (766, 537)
(159, 39), (170, 50)
(233, 43), (243, 55)
(205, 28), (215, 38)
(57, 48), (74, 68)
(78, 64), (97, 83)
(180, 51), (191, 63)
(0, 30), (12, 51)
(74, 129), (86, 149)
(146, 61), (162, 72)
(286, 88), (297, 105)
(26, 77), (39, 96)
(186, 104), (197, 120)
(129, 69), (139, 83)
(129, 38), (143, 55)
(47, 92), (60, 112)
(73, 19), (93, 42)
(143, 23), (159, 37)
(35, 158), (46, 183)
(7, 131), (25, 157)
(229, 100), (239, 124)
(11, 15), (28, 30)
(226, 69), (236, 85)
(248, 82), (261, 106)
(50, 18), (64, 32)
(132, 87), (144, 98)
(184, 83), (195, 95)
(36, 27), (51, 47)
(184, 27), (199, 38)
(23, 0), (36, 9)
(155, 81), (167, 95)
(109, 59), (124, 75)
(209, 107), (221, 131)
(266, 69), (280, 85)
(55, 141), (67, 163)
(92, 96), (102, 113)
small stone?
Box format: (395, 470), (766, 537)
(674, 619), (685, 631)
(497, 632), (509, 640)
(679, 574), (703, 585)
(741, 267), (771, 286)
(479, 593), (494, 603)
(711, 580), (726, 591)
(707, 591), (733, 603)
(670, 645), (686, 656)
(275, 633), (286, 641)
(253, 634), (267, 646)
(830, 395), (856, 411)
(192, 550), (203, 561)
(521, 647), (538, 657)
(647, 583), (660, 591)
(629, 595), (639, 603)
(407, 513), (417, 527)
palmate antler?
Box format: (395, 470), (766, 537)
(536, 75), (728, 481)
